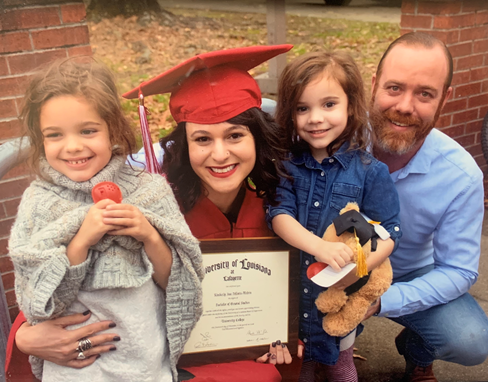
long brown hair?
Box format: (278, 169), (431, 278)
(276, 51), (369, 157)
(161, 108), (288, 213)
(20, 58), (136, 176)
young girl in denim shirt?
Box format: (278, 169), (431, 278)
(266, 52), (401, 381)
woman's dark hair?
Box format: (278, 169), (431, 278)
(161, 107), (287, 213)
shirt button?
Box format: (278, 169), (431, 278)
(305, 260), (310, 265)
(314, 201), (320, 207)
(329, 158), (334, 163)
(303, 338), (308, 343)
(303, 313), (308, 318)
(320, 171), (324, 176)
(304, 288), (308, 293)
(394, 226), (400, 232)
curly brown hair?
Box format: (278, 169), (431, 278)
(20, 57), (136, 176)
(276, 51), (370, 157)
(161, 107), (288, 213)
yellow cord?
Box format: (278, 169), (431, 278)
(355, 229), (368, 277)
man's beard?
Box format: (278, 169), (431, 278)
(370, 95), (444, 155)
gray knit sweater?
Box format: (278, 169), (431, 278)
(9, 156), (204, 381)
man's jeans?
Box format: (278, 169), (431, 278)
(388, 265), (488, 367)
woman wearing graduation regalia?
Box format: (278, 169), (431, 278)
(6, 45), (302, 381)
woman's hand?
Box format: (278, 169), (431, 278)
(256, 340), (292, 365)
(102, 204), (156, 244)
(16, 312), (119, 368)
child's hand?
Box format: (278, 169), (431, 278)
(313, 241), (353, 272)
(102, 204), (157, 244)
(77, 199), (119, 248)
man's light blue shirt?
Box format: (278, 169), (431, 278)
(379, 128), (484, 318)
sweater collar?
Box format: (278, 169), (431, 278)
(39, 155), (126, 194)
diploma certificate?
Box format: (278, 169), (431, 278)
(179, 238), (300, 365)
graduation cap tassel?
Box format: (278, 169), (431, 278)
(354, 229), (368, 278)
(138, 92), (160, 174)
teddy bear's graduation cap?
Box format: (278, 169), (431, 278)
(122, 44), (292, 124)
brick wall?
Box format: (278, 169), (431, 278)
(401, 0), (488, 176)
(0, 0), (92, 322)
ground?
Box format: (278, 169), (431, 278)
(88, 8), (399, 144)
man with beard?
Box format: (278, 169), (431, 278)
(364, 32), (488, 382)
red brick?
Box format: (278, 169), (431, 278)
(455, 133), (476, 147)
(9, 306), (20, 324)
(401, 15), (432, 29)
(67, 45), (92, 57)
(442, 124), (465, 138)
(476, 11), (488, 25)
(8, 50), (67, 75)
(466, 119), (483, 134)
(0, 74), (33, 98)
(0, 218), (14, 238)
(6, 290), (17, 307)
(401, 0), (416, 14)
(436, 114), (452, 128)
(0, 57), (9, 76)
(0, 239), (7, 256)
(467, 143), (483, 157)
(429, 29), (459, 44)
(0, 119), (22, 140)
(1, 166), (31, 181)
(456, 54), (484, 71)
(460, 26), (488, 42)
(0, 256), (13, 273)
(417, 1), (462, 15)
(451, 70), (471, 86)
(61, 3), (86, 24)
(0, 99), (17, 119)
(455, 82), (481, 98)
(1, 271), (14, 290)
(4, 197), (21, 217)
(463, 0), (488, 13)
(474, 154), (486, 167)
(449, 42), (473, 58)
(479, 105), (488, 118)
(434, 14), (477, 29)
(468, 93), (488, 108)
(453, 108), (479, 125)
(443, 98), (467, 114)
(0, 178), (30, 200)
(1, 7), (60, 31)
(482, 80), (488, 93)
(472, 67), (488, 82)
(0, 32), (31, 54)
(0, 204), (5, 220)
(32, 26), (90, 50)
(474, 40), (488, 54)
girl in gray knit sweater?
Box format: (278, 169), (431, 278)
(9, 59), (203, 382)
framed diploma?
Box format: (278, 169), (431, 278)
(178, 237), (300, 367)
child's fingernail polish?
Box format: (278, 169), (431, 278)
(110, 346), (117, 351)
(272, 342), (276, 347)
(82, 310), (91, 316)
(113, 336), (121, 341)
(108, 322), (116, 328)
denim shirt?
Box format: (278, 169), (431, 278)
(266, 143), (401, 365)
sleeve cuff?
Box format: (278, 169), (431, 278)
(377, 285), (402, 318)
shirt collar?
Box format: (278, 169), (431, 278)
(290, 142), (355, 170)
(392, 129), (437, 180)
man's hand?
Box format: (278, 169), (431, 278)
(362, 298), (381, 321)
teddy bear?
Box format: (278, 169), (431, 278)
(313, 202), (393, 337)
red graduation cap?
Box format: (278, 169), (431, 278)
(122, 44), (292, 124)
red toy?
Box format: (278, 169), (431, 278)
(91, 182), (123, 203)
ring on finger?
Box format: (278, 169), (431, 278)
(77, 351), (86, 360)
(76, 338), (93, 352)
